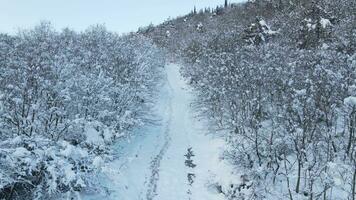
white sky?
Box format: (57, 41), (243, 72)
(0, 0), (246, 34)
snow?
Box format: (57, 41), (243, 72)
(197, 22), (203, 31)
(306, 18), (316, 30)
(259, 19), (267, 26)
(344, 96), (356, 107)
(155, 64), (237, 200)
(10, 136), (23, 145)
(295, 89), (307, 96)
(259, 19), (278, 35)
(85, 126), (105, 145)
(93, 156), (104, 169)
(328, 163), (344, 186)
(103, 128), (113, 142)
(60, 141), (88, 158)
(63, 163), (76, 184)
(82, 64), (237, 200)
(320, 17), (331, 28)
(12, 147), (30, 158)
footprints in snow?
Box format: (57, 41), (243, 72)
(184, 147), (196, 199)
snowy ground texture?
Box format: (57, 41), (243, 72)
(82, 64), (239, 200)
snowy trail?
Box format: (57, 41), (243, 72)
(146, 79), (172, 200)
(84, 64), (236, 200)
(153, 64), (233, 200)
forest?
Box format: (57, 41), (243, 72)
(0, 0), (356, 199)
(0, 23), (164, 199)
(142, 0), (356, 199)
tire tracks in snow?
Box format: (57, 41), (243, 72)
(145, 67), (173, 200)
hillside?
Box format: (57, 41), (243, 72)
(141, 0), (356, 199)
(0, 0), (355, 199)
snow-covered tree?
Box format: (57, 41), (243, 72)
(0, 22), (164, 199)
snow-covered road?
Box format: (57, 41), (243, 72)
(84, 64), (236, 200)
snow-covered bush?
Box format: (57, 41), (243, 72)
(0, 22), (164, 199)
(145, 0), (356, 199)
(0, 136), (104, 199)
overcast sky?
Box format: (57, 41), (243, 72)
(0, 0), (246, 34)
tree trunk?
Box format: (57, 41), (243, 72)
(352, 167), (356, 200)
(255, 129), (262, 166)
(347, 109), (355, 155)
(284, 154), (294, 200)
(296, 157), (301, 193)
